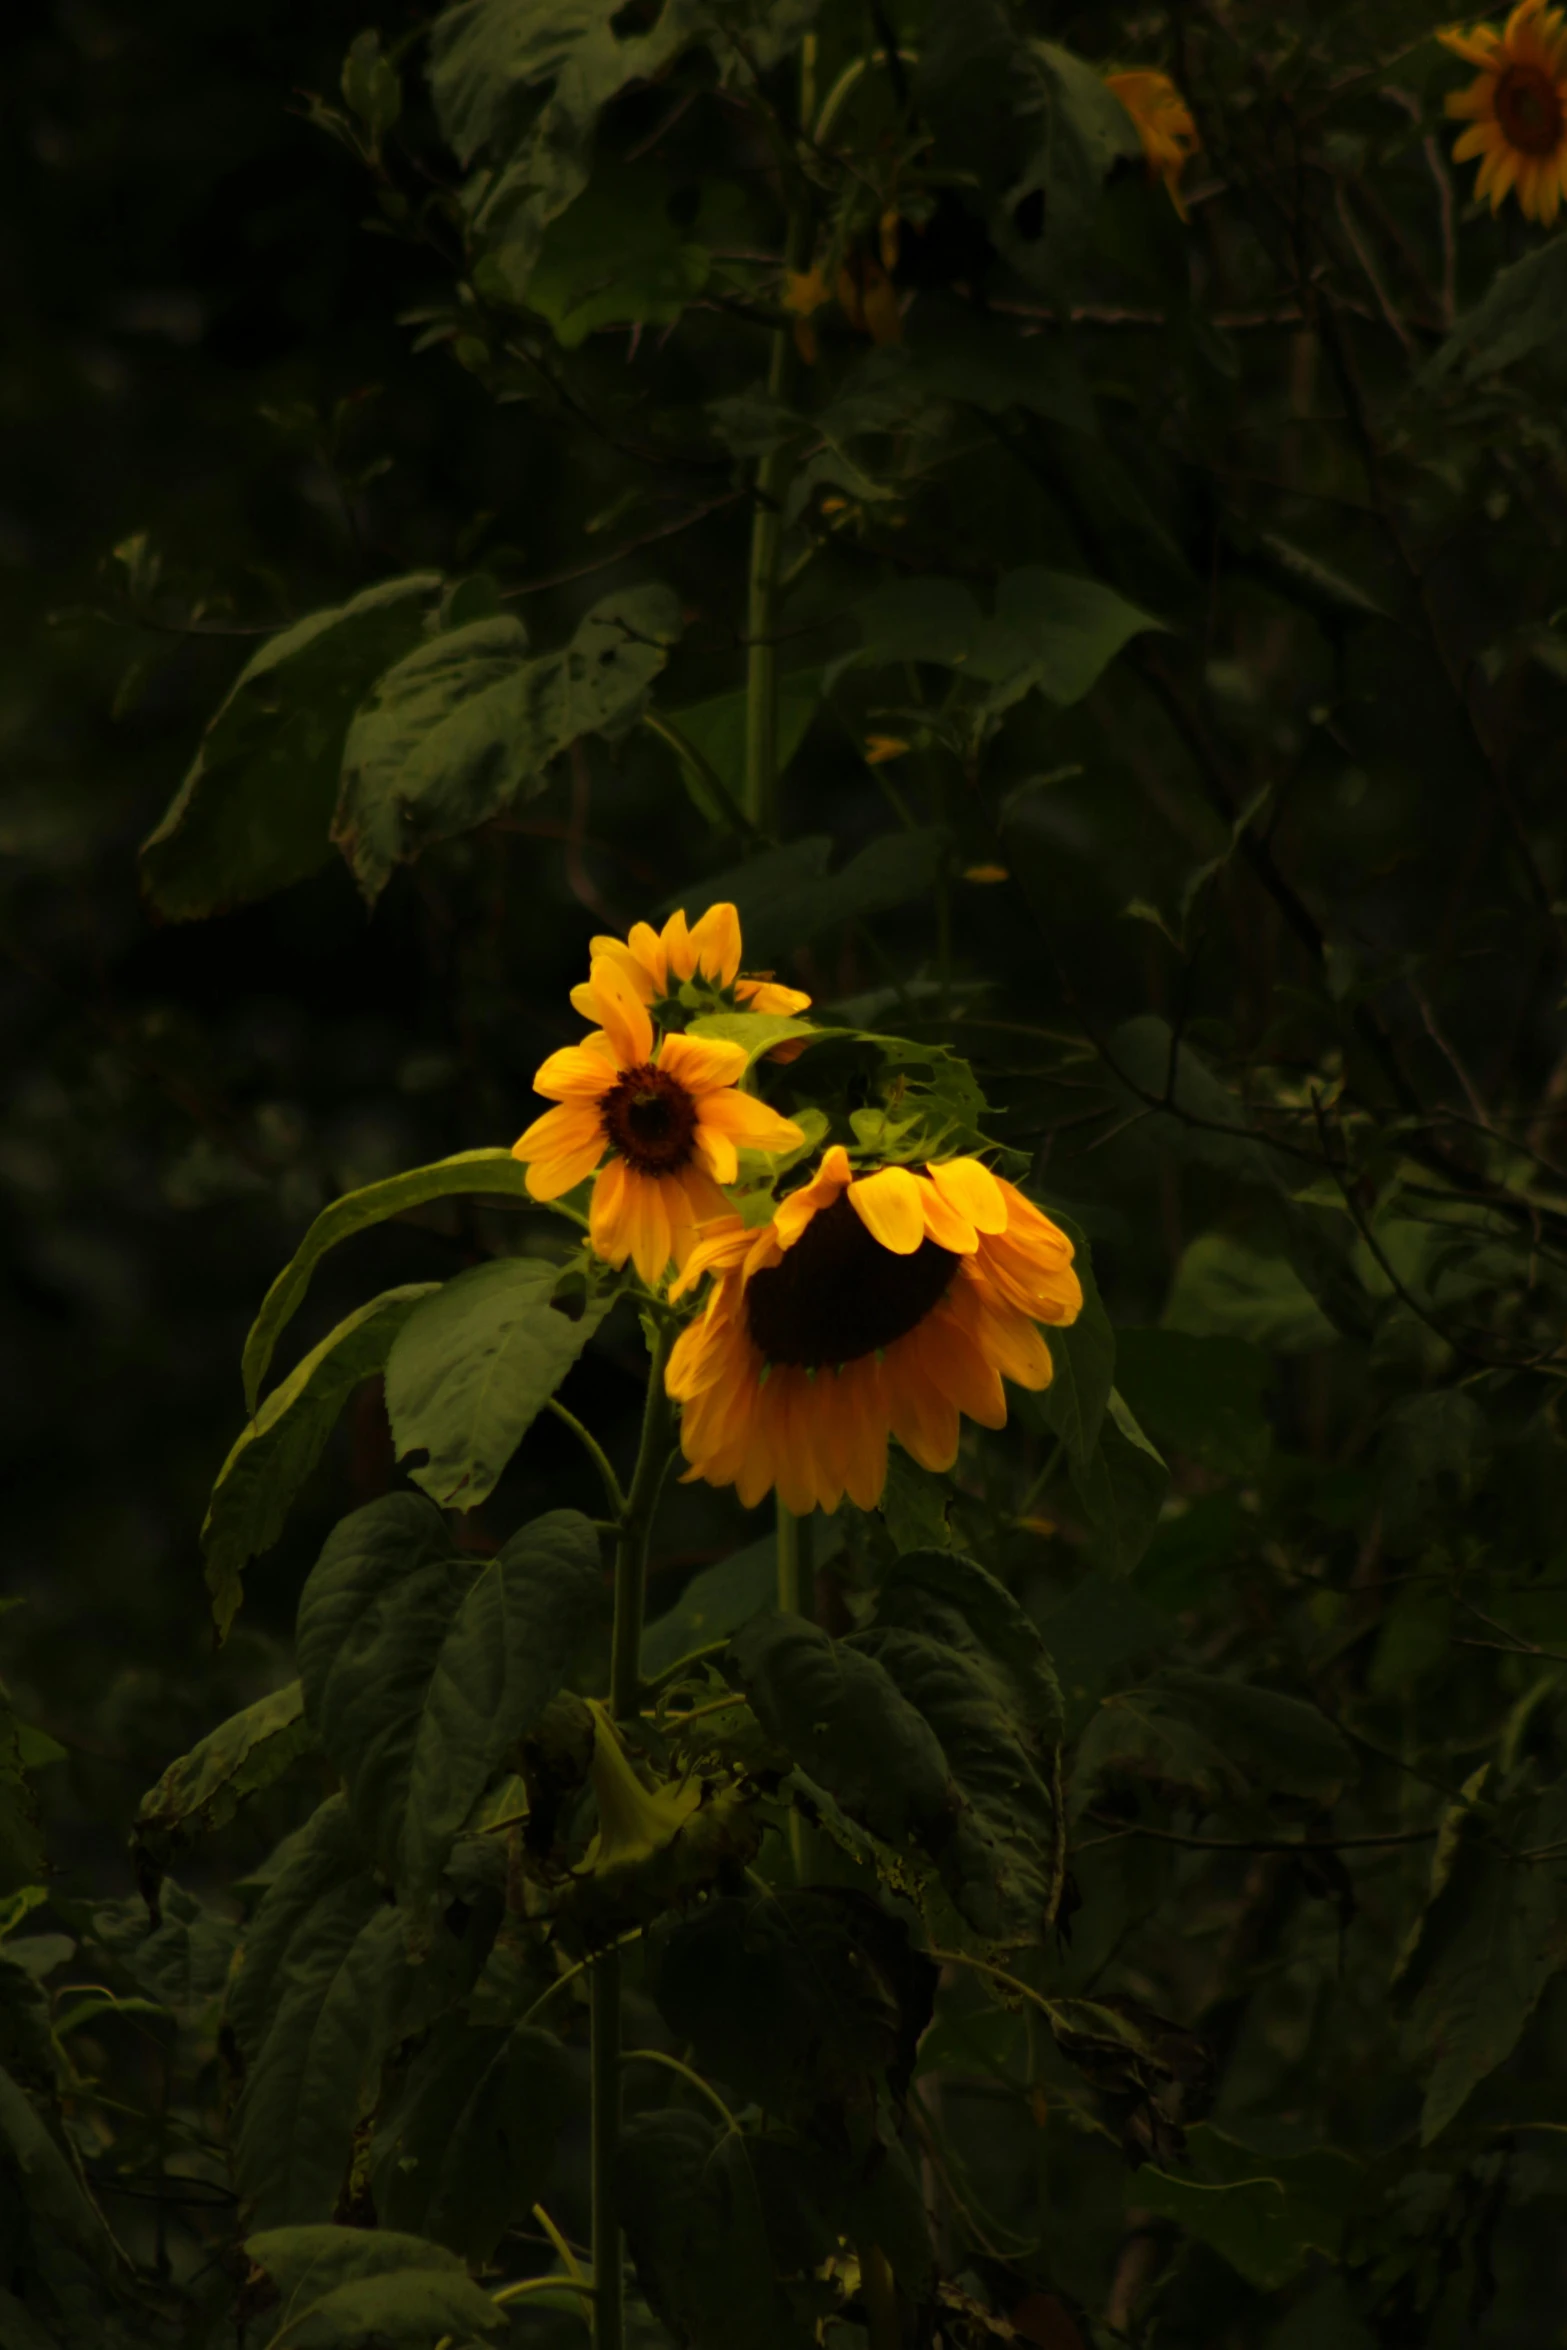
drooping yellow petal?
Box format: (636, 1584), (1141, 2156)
(695, 1088), (805, 1153)
(774, 1146), (854, 1249)
(929, 1156), (1009, 1235)
(735, 977), (813, 1016)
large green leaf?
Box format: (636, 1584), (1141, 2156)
(527, 162), (735, 345)
(618, 2109), (805, 2350)
(228, 1799), (409, 2226)
(0, 2064), (119, 2281)
(1163, 1234), (1337, 1353)
(853, 567), (1158, 708)
(727, 1615), (953, 1850)
(204, 1285), (436, 1638)
(334, 584), (682, 900)
(241, 1149), (543, 1412)
(1074, 1668), (1355, 1814)
(1068, 1389), (1170, 1576)
(660, 674), (819, 827)
(384, 1257), (614, 1509)
(430, 0), (714, 299)
(138, 573), (440, 919)
(643, 1523), (843, 1682)
(1430, 233), (1567, 381)
(296, 1494), (602, 1895)
(90, 1879), (238, 2015)
(876, 1548), (1066, 1750)
(133, 1682), (315, 1889)
(371, 2019), (575, 2262)
(648, 1887), (936, 2120)
(1135, 2127), (1360, 2291)
(243, 2225), (504, 2348)
(1397, 1782), (1567, 2143)
(851, 1622), (1066, 1944)
(0, 1703), (45, 1901)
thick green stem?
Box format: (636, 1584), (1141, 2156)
(590, 1952), (623, 2350)
(593, 1315), (676, 2350)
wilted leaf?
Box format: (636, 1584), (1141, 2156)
(133, 1683), (316, 1892)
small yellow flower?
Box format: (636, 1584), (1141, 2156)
(571, 902), (812, 1026)
(1106, 69), (1201, 217)
(511, 953), (803, 1285)
(864, 735), (912, 765)
(1440, 0), (1567, 224)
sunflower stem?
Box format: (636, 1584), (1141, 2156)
(593, 1314), (677, 2350)
(777, 1503), (812, 1883)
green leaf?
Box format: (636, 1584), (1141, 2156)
(243, 2225), (504, 2348)
(527, 162), (734, 345)
(204, 1285), (436, 1639)
(296, 1494), (602, 1895)
(673, 829), (947, 962)
(1134, 2127), (1360, 2290)
(430, 0), (715, 301)
(648, 1886), (936, 2120)
(333, 585), (682, 902)
(852, 567), (1158, 708)
(90, 1877), (238, 2013)
(1112, 1330), (1272, 1479)
(660, 674), (818, 823)
(228, 1799), (410, 2225)
(728, 1614), (954, 1852)
(1074, 1668), (1355, 1813)
(1397, 1783), (1567, 2143)
(1430, 233), (1567, 381)
(133, 1683), (315, 1887)
(384, 1257), (614, 1510)
(876, 1548), (1066, 1751)
(371, 2019), (575, 2262)
(1164, 1234), (1337, 1353)
(904, 296), (1099, 434)
(1040, 1572), (1177, 1730)
(852, 1622), (1066, 1943)
(242, 1148), (544, 1413)
(1069, 1389), (1169, 1576)
(684, 1011), (823, 1067)
(880, 1444), (953, 1554)
(643, 1523), (844, 1683)
(341, 31), (401, 143)
(138, 573), (440, 919)
(618, 2109), (805, 2350)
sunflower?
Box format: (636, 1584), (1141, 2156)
(1441, 1), (1567, 224)
(665, 1146), (1082, 1515)
(512, 957), (804, 1285)
(1106, 69), (1201, 217)
(570, 900), (811, 1029)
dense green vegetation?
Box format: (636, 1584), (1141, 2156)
(7, 2), (1567, 2344)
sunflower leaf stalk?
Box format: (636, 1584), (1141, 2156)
(592, 1313), (677, 2350)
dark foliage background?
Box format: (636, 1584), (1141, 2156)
(7, 1), (1567, 2344)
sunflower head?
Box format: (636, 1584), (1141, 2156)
(666, 1145), (1083, 1517)
(1441, 0), (1567, 223)
(1106, 69), (1201, 217)
(571, 901), (811, 1032)
(512, 954), (805, 1286)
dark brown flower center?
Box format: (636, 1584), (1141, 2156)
(1496, 61), (1563, 154)
(745, 1191), (958, 1368)
(599, 1062), (698, 1173)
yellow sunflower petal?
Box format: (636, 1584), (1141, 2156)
(515, 1104), (604, 1199)
(848, 1165), (926, 1255)
(695, 1088), (805, 1153)
(929, 1156), (1009, 1235)
(775, 1145), (854, 1248)
(591, 956), (654, 1069)
(693, 1124), (739, 1184)
(655, 1030), (749, 1095)
(588, 1156), (631, 1266)
(735, 977), (814, 1016)
(1451, 120), (1497, 155)
(1437, 26), (1502, 63)
(531, 1036), (618, 1101)
(685, 901), (743, 987)
(660, 908), (696, 982)
(913, 1178), (978, 1255)
(667, 1214), (753, 1302)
